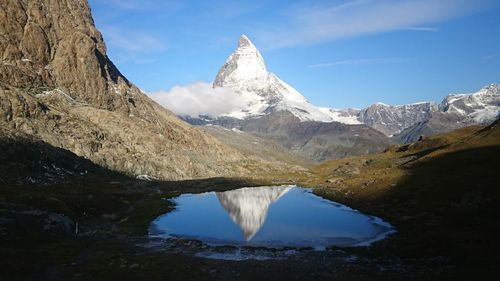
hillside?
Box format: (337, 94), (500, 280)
(287, 119), (500, 270)
(198, 124), (314, 168)
(0, 0), (288, 181)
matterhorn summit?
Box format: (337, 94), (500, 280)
(213, 35), (361, 124)
(214, 35), (268, 87)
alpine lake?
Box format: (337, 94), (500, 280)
(148, 186), (395, 260)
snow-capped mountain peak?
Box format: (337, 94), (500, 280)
(238, 34), (255, 48)
(439, 83), (500, 122)
(212, 35), (361, 124)
(214, 35), (268, 87)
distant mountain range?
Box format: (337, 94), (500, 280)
(342, 83), (499, 140)
(183, 35), (499, 151)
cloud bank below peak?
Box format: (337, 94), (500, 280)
(256, 0), (491, 49)
(147, 82), (245, 118)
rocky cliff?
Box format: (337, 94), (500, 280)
(0, 0), (280, 180)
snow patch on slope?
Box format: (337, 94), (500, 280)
(439, 84), (500, 123)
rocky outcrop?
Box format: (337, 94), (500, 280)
(394, 112), (464, 144)
(1, 0), (121, 109)
(0, 0), (281, 180)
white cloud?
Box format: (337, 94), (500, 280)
(147, 82), (245, 118)
(256, 0), (490, 48)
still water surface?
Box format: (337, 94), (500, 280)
(150, 186), (394, 249)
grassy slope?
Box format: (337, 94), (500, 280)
(288, 120), (500, 269)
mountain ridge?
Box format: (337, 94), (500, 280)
(185, 35), (499, 140)
(395, 83), (499, 143)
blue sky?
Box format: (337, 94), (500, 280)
(88, 0), (500, 109)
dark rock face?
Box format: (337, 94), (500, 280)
(0, 0), (280, 180)
(0, 0), (137, 111)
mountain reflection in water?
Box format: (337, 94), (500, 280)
(216, 186), (292, 240)
(150, 186), (395, 248)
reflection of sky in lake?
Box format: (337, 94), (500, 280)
(150, 186), (394, 248)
